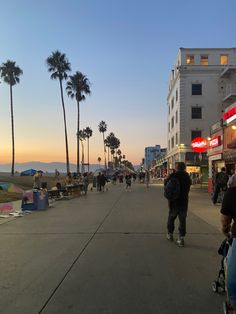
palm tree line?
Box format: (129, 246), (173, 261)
(0, 50), (129, 175)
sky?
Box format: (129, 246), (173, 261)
(0, 0), (236, 166)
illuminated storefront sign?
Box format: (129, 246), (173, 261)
(224, 106), (236, 124)
(191, 137), (208, 153)
(209, 136), (221, 148)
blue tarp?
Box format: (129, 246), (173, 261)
(20, 169), (37, 176)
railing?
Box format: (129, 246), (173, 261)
(222, 84), (236, 101)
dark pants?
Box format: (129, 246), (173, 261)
(212, 184), (221, 204)
(167, 205), (187, 237)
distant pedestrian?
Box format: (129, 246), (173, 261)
(146, 171), (150, 188)
(100, 173), (108, 192)
(33, 170), (43, 189)
(212, 167), (229, 204)
(125, 174), (132, 191)
(220, 174), (236, 309)
(82, 173), (89, 195)
(165, 162), (191, 247)
(55, 168), (60, 178)
(97, 172), (102, 191)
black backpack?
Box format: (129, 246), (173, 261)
(164, 177), (180, 201)
(217, 172), (228, 188)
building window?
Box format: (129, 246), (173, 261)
(171, 116), (174, 129)
(176, 89), (178, 102)
(171, 136), (174, 148)
(168, 122), (170, 132)
(175, 110), (178, 123)
(168, 140), (170, 151)
(192, 107), (202, 119)
(192, 84), (202, 95)
(200, 55), (208, 65)
(186, 55), (194, 65)
(220, 55), (228, 65)
(191, 130), (202, 140)
(171, 97), (174, 109)
(175, 132), (178, 145)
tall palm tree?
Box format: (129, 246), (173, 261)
(98, 121), (107, 169)
(0, 60), (23, 176)
(97, 157), (101, 167)
(84, 126), (93, 172)
(78, 129), (86, 174)
(104, 137), (110, 165)
(66, 72), (91, 173)
(117, 149), (122, 167)
(46, 50), (71, 174)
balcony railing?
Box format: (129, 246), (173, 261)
(222, 83), (236, 102)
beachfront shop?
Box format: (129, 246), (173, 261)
(187, 137), (208, 184)
(223, 103), (236, 173)
(207, 121), (224, 193)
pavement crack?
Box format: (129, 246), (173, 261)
(38, 194), (122, 314)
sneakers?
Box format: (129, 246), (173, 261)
(176, 237), (185, 247)
(166, 233), (174, 241)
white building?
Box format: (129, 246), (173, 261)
(167, 47), (236, 177)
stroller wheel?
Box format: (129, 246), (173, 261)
(212, 281), (218, 293)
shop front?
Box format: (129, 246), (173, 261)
(223, 102), (236, 174)
(207, 120), (224, 193)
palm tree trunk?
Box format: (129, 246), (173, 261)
(87, 138), (90, 172)
(10, 85), (15, 176)
(59, 79), (70, 174)
(103, 132), (107, 169)
(77, 100), (80, 173)
(81, 141), (84, 174)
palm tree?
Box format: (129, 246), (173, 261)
(97, 157), (101, 167)
(66, 72), (91, 173)
(0, 60), (23, 175)
(84, 126), (93, 172)
(78, 129), (86, 174)
(98, 121), (107, 169)
(46, 50), (71, 174)
(104, 137), (110, 165)
(117, 149), (122, 167)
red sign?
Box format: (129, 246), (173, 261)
(223, 106), (236, 121)
(191, 137), (208, 153)
(209, 136), (221, 148)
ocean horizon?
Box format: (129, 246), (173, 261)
(0, 161), (102, 174)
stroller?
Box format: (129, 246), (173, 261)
(212, 237), (234, 313)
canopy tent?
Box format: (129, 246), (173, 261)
(20, 169), (37, 176)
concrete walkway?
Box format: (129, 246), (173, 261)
(0, 182), (225, 314)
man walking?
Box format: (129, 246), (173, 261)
(165, 162), (191, 247)
(212, 167), (229, 204)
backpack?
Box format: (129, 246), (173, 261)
(164, 177), (180, 201)
(217, 172), (228, 187)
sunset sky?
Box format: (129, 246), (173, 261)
(1, 0), (236, 166)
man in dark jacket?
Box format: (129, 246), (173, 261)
(212, 167), (229, 204)
(165, 162), (191, 247)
